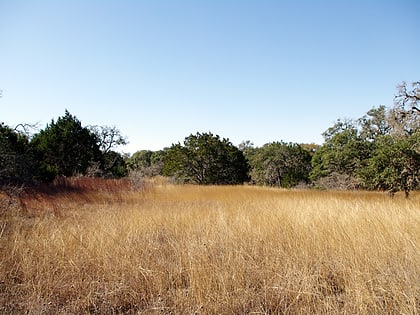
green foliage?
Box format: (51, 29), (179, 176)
(359, 132), (420, 196)
(0, 123), (35, 185)
(238, 140), (256, 160)
(87, 125), (128, 177)
(163, 132), (249, 184)
(127, 150), (153, 171)
(310, 124), (372, 185)
(249, 142), (312, 188)
(358, 105), (391, 141)
(31, 110), (101, 180)
(312, 81), (419, 196)
(127, 149), (167, 177)
(300, 143), (320, 157)
(150, 149), (167, 174)
(1, 111), (129, 185)
(1, 81), (418, 195)
(101, 150), (128, 178)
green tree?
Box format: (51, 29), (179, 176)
(249, 142), (312, 188)
(88, 125), (127, 154)
(310, 120), (371, 189)
(87, 125), (128, 177)
(358, 105), (391, 141)
(360, 132), (420, 197)
(163, 132), (249, 184)
(149, 149), (167, 176)
(238, 140), (257, 169)
(300, 143), (320, 157)
(127, 150), (153, 172)
(238, 140), (256, 157)
(127, 150), (164, 177)
(312, 83), (419, 195)
(31, 110), (101, 180)
(0, 123), (35, 185)
(358, 82), (419, 196)
(127, 149), (167, 177)
(100, 150), (128, 178)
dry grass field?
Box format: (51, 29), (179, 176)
(1, 177), (419, 314)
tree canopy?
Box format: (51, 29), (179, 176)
(163, 132), (249, 184)
(0, 123), (34, 185)
(31, 110), (101, 180)
(310, 82), (419, 196)
(249, 142), (312, 188)
(1, 81), (419, 196)
(359, 131), (420, 197)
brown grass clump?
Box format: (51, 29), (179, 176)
(1, 179), (419, 314)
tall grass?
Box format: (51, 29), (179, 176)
(1, 179), (419, 314)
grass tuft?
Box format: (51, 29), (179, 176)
(1, 180), (419, 313)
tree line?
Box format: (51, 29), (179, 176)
(1, 82), (419, 196)
(127, 81), (420, 196)
(1, 110), (128, 187)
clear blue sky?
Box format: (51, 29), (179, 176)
(1, 0), (419, 153)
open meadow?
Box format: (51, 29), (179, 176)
(1, 178), (419, 314)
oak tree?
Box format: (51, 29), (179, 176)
(163, 132), (249, 184)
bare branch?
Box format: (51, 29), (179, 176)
(88, 125), (128, 153)
(394, 81), (420, 113)
(14, 122), (40, 138)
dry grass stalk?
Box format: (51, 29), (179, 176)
(1, 179), (419, 314)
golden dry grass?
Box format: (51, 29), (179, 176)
(1, 179), (419, 314)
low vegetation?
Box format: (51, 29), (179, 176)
(1, 178), (419, 314)
(2, 82), (419, 196)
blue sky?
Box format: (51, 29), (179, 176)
(1, 0), (419, 153)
